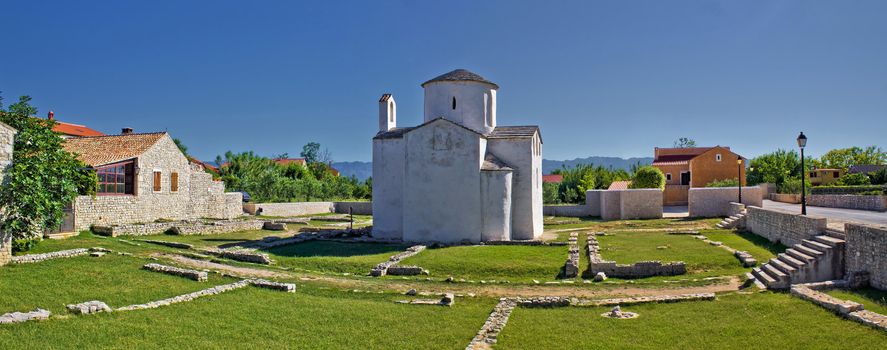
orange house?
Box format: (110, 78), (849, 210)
(652, 146), (746, 205)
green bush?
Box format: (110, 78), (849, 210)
(868, 168), (887, 185)
(629, 166), (665, 190)
(12, 237), (39, 253)
(836, 173), (871, 186)
(706, 178), (740, 188)
(810, 185), (886, 195)
(778, 177), (811, 194)
(542, 182), (561, 204)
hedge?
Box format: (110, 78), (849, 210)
(810, 185), (887, 195)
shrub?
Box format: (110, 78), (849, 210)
(543, 182), (561, 204)
(810, 185), (886, 195)
(706, 178), (740, 188)
(836, 173), (871, 186)
(868, 168), (887, 185)
(629, 166), (665, 190)
(12, 237), (39, 253)
(778, 177), (811, 194)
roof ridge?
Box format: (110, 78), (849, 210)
(72, 131), (167, 139)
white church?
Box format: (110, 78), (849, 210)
(372, 69), (543, 243)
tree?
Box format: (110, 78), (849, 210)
(836, 173), (871, 186)
(629, 166), (665, 190)
(746, 149), (810, 186)
(816, 146), (886, 170)
(300, 142), (320, 164)
(173, 138), (189, 156)
(673, 137), (697, 148)
(0, 95), (96, 238)
(706, 178), (740, 187)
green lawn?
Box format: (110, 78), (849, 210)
(703, 230), (786, 262)
(825, 288), (887, 315)
(595, 230), (747, 279)
(496, 292), (887, 349)
(544, 217), (721, 232)
(400, 245), (568, 282)
(265, 240), (412, 275)
(0, 285), (494, 349)
(0, 253), (236, 314)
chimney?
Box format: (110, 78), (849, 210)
(48, 111), (55, 120)
(121, 127), (134, 135)
(379, 94), (396, 132)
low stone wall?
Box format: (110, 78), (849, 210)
(688, 187), (763, 218)
(244, 201), (373, 216)
(11, 248), (90, 264)
(370, 245), (426, 277)
(599, 189), (663, 221)
(745, 206), (827, 246)
(202, 248), (272, 264)
(586, 233), (685, 278)
(808, 195), (887, 212)
(0, 309), (51, 324)
(562, 232), (579, 278)
(770, 193), (801, 204)
(727, 202), (746, 217)
(585, 190), (602, 217)
(143, 263), (208, 281)
(759, 183), (777, 199)
(466, 298), (517, 350)
(845, 223), (887, 290)
(92, 219), (264, 237)
(542, 205), (590, 217)
(117, 280), (252, 311)
(332, 201), (372, 215)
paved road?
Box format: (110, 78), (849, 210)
(762, 200), (887, 227)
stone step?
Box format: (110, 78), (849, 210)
(802, 239), (832, 252)
(814, 235), (845, 247)
(786, 248), (815, 263)
(44, 232), (78, 240)
(777, 253), (806, 269)
(762, 263), (789, 281)
(752, 267), (776, 286)
(794, 244), (824, 257)
(824, 228), (846, 240)
(769, 257), (797, 275)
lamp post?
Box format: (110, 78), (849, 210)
(797, 132), (808, 215)
(737, 155), (743, 204)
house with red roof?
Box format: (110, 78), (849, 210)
(652, 146), (746, 205)
(46, 111), (105, 138)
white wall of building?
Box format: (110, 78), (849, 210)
(486, 135), (543, 240)
(403, 120), (483, 242)
(371, 138), (405, 239)
(481, 169), (512, 241)
(423, 81), (496, 134)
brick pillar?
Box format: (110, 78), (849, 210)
(0, 232), (11, 266)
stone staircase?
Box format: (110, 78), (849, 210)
(716, 210), (747, 229)
(750, 234), (845, 290)
(44, 231), (79, 240)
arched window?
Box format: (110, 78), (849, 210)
(388, 101), (394, 122)
(452, 97), (456, 110)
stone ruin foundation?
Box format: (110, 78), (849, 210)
(586, 232), (686, 278)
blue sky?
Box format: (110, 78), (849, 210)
(2, 0), (885, 162)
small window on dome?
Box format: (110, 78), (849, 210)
(452, 97), (456, 110)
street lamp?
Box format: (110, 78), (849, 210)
(737, 155), (743, 204)
(797, 132), (808, 215)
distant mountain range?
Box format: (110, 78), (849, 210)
(331, 156), (653, 181)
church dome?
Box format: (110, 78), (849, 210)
(421, 69), (499, 89)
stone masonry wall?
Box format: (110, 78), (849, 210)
(0, 122), (15, 186)
(745, 206), (827, 246)
(808, 195), (887, 212)
(244, 201), (372, 217)
(74, 136), (240, 231)
(619, 189), (663, 220)
(0, 233), (11, 266)
(845, 223), (887, 290)
(542, 205), (591, 217)
(688, 187), (762, 218)
(769, 193), (801, 204)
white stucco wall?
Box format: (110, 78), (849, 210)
(372, 138), (405, 240)
(424, 81), (497, 134)
(403, 120), (483, 242)
(688, 187), (763, 218)
(487, 136), (543, 240)
(481, 170), (512, 241)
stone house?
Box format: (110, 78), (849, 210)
(62, 130), (242, 232)
(0, 121), (16, 266)
(652, 146), (746, 206)
(372, 69), (543, 243)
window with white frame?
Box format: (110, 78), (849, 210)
(716, 154), (722, 162)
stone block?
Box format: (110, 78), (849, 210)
(263, 222), (287, 231)
(66, 301), (112, 315)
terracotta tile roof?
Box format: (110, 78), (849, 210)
(63, 132), (167, 167)
(542, 174), (563, 183)
(651, 160), (689, 166)
(52, 121), (105, 137)
(653, 154), (699, 163)
(608, 180), (632, 190)
(274, 158), (306, 166)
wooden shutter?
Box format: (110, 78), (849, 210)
(171, 172), (178, 192)
(153, 171), (162, 192)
